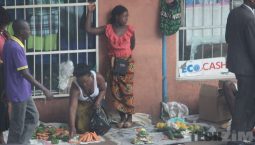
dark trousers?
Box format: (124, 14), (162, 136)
(7, 97), (39, 144)
(0, 64), (9, 132)
(231, 75), (255, 132)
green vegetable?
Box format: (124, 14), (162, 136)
(49, 135), (56, 141)
(61, 136), (69, 142)
(163, 127), (184, 140)
(173, 132), (184, 139)
(31, 133), (36, 139)
(188, 124), (205, 134)
(140, 128), (147, 135)
(36, 126), (45, 133)
(164, 130), (174, 140)
(138, 128), (149, 137)
(178, 128), (186, 132)
(51, 138), (59, 144)
(48, 127), (56, 134)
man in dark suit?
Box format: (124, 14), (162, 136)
(225, 0), (255, 144)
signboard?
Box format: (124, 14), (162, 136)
(178, 57), (234, 78)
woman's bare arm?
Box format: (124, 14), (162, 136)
(85, 4), (105, 35)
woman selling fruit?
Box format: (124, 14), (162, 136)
(68, 64), (106, 138)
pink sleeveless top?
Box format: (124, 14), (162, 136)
(105, 24), (134, 58)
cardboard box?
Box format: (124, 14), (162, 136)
(199, 84), (231, 123)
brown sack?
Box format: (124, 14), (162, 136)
(199, 84), (231, 123)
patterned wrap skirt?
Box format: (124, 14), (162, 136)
(111, 57), (135, 114)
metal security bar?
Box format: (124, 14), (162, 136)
(2, 0), (98, 97)
(177, 0), (241, 80)
(178, 0), (230, 61)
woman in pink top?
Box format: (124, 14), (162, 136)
(85, 4), (135, 128)
(0, 6), (11, 144)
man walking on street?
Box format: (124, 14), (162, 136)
(3, 20), (53, 144)
(225, 0), (255, 144)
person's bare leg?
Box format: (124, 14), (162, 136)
(117, 111), (126, 128)
(123, 114), (132, 128)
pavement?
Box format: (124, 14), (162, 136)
(2, 125), (230, 145)
(2, 114), (231, 145)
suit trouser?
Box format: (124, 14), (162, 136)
(231, 75), (255, 132)
(0, 64), (9, 132)
(7, 97), (39, 144)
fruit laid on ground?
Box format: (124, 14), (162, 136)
(156, 122), (167, 129)
(175, 122), (188, 129)
(188, 124), (204, 134)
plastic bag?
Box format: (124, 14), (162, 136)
(58, 61), (74, 91)
(161, 101), (189, 121)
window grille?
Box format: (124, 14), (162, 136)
(1, 0), (98, 97)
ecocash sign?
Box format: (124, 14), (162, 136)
(182, 61), (226, 73)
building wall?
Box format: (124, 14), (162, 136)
(36, 0), (220, 123)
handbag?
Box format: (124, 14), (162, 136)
(89, 106), (111, 135)
(87, 96), (111, 135)
(113, 58), (129, 76)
